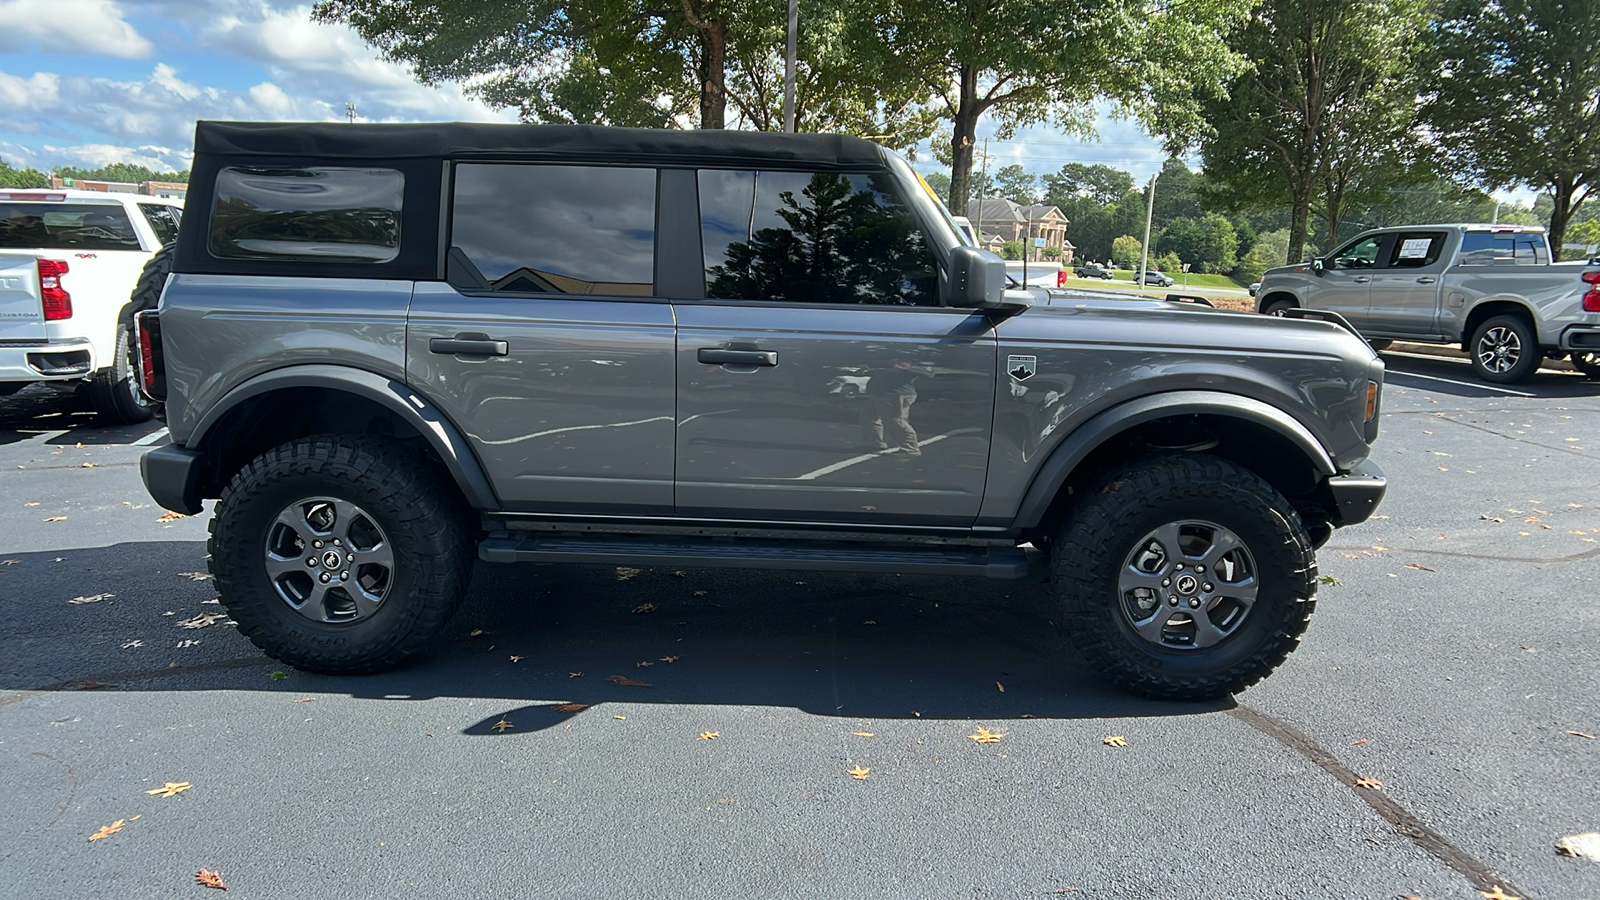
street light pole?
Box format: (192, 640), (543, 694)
(1139, 170), (1159, 290)
(782, 0), (796, 132)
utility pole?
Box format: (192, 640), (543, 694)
(782, 0), (797, 132)
(975, 137), (990, 253)
(1139, 170), (1159, 291)
(345, 103), (357, 124)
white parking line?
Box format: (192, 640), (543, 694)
(131, 427), (169, 446)
(1384, 368), (1535, 397)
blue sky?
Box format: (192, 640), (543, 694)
(0, 0), (1183, 183)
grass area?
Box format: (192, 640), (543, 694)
(1056, 275), (1257, 313)
(1104, 271), (1253, 290)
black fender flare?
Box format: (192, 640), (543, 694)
(1011, 390), (1337, 530)
(189, 365), (500, 510)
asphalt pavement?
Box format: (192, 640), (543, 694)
(0, 356), (1597, 899)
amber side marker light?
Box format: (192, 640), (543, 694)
(1366, 381), (1379, 420)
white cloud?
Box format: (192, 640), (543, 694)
(0, 0), (154, 59)
(42, 141), (188, 171)
(0, 71), (60, 109)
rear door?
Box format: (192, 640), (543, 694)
(1364, 230), (1449, 336)
(1311, 233), (1388, 328)
(673, 168), (996, 525)
(407, 162), (677, 515)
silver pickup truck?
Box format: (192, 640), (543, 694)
(1255, 224), (1600, 383)
(134, 121), (1388, 700)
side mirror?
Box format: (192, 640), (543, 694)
(946, 245), (1017, 309)
(1311, 257), (1326, 275)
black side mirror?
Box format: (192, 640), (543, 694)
(946, 245), (1010, 309)
(1311, 257), (1326, 276)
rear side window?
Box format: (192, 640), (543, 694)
(450, 164), (656, 295)
(0, 203), (141, 251)
(699, 169), (938, 306)
(1385, 232), (1447, 268)
(138, 203), (181, 245)
(1458, 231), (1548, 265)
(209, 166), (403, 263)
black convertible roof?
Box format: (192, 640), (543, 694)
(193, 121), (888, 169)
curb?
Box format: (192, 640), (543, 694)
(1386, 341), (1578, 374)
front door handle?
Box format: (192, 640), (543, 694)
(1416, 276), (1437, 284)
(1353, 276), (1371, 283)
(430, 334), (508, 356)
(698, 348), (778, 367)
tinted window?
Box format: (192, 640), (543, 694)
(452, 164), (656, 295)
(0, 203), (140, 251)
(1330, 236), (1383, 269)
(1385, 232), (1446, 268)
(209, 166), (403, 263)
(138, 203), (180, 245)
(1459, 231), (1547, 265)
(701, 170), (938, 306)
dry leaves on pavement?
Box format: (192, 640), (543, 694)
(615, 567), (641, 581)
(847, 765), (870, 780)
(43, 516), (66, 522)
(1355, 776), (1383, 789)
(552, 703), (588, 713)
(698, 731), (719, 740)
(157, 511), (186, 522)
(69, 593), (114, 604)
(491, 718), (514, 733)
(1567, 730), (1596, 740)
(631, 602), (657, 613)
(606, 675), (651, 687)
(568, 672), (584, 678)
(88, 819), (125, 842)
(853, 732), (875, 737)
(968, 726), (1003, 744)
(1479, 886), (1520, 900)
(177, 612), (229, 630)
(1102, 735), (1127, 748)
(146, 781), (192, 798)
(1556, 831), (1600, 860)
(195, 869), (227, 890)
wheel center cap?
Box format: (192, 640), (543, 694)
(321, 550), (343, 569)
(1175, 574), (1199, 594)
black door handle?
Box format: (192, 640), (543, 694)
(1353, 276), (1371, 283)
(698, 348), (778, 367)
(430, 335), (508, 356)
(1416, 276), (1437, 284)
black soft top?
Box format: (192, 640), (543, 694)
(193, 121), (888, 170)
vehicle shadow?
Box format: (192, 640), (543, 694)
(0, 385), (163, 446)
(1380, 350), (1600, 399)
(0, 541), (1230, 731)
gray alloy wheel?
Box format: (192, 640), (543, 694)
(1118, 519), (1258, 650)
(1262, 299), (1294, 317)
(264, 497), (395, 623)
(1469, 314), (1539, 383)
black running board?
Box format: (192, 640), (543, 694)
(479, 531), (1035, 580)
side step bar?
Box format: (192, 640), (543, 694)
(479, 531), (1037, 580)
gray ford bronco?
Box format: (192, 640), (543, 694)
(135, 121), (1386, 700)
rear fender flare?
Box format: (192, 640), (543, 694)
(1011, 391), (1337, 530)
(189, 365), (499, 510)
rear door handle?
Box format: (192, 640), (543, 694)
(698, 348), (778, 367)
(1353, 276), (1371, 283)
(1416, 276), (1437, 284)
(430, 334), (508, 356)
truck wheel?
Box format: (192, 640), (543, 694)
(1261, 299), (1294, 317)
(1572, 351), (1600, 379)
(209, 434), (474, 674)
(84, 322), (154, 425)
(1367, 339), (1392, 352)
(1052, 453), (1317, 701)
(1469, 314), (1539, 383)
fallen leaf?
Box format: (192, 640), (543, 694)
(853, 731), (875, 737)
(671, 570), (686, 578)
(632, 602), (657, 613)
(176, 639), (200, 648)
(491, 718), (514, 732)
(1567, 730), (1596, 740)
(44, 516), (66, 522)
(606, 675), (651, 687)
(615, 567), (642, 581)
(1317, 574), (1341, 586)
(691, 590), (708, 597)
(968, 726), (1004, 744)
(1479, 887), (1519, 900)
(121, 640), (143, 649)
(636, 661), (653, 667)
(1350, 737), (1369, 746)
(910, 710), (921, 717)
(847, 765), (870, 780)
(269, 671), (287, 681)
(568, 671), (584, 678)
(1480, 515), (1504, 523)
(1403, 563), (1435, 572)
(996, 681), (1005, 692)
(698, 731), (719, 740)
(177, 571), (211, 581)
(0, 559), (18, 565)
(22, 502), (38, 507)
(1355, 776), (1382, 789)
(1556, 831), (1600, 860)
(469, 628), (489, 637)
(88, 819), (125, 842)
(177, 612), (229, 629)
(195, 868), (227, 890)
(612, 715), (625, 720)
(69, 679), (115, 690)
(293, 697), (315, 703)
(145, 781), (193, 798)
(69, 592), (114, 604)
(157, 511), (185, 522)
(1102, 735), (1127, 748)
(862, 619), (877, 625)
(509, 655), (524, 662)
(552, 703), (588, 713)
(81, 462), (97, 468)
(659, 656), (679, 663)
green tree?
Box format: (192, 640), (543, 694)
(1239, 228), (1290, 281)
(1150, 158), (1203, 227)
(1042, 163), (1134, 207)
(994, 164), (1038, 204)
(881, 0), (1251, 215)
(1197, 213), (1239, 273)
(1197, 0), (1430, 264)
(56, 162), (188, 184)
(1111, 234), (1143, 268)
(923, 171), (952, 204)
(0, 159), (50, 188)
(1000, 239), (1024, 260)
(1420, 0), (1600, 258)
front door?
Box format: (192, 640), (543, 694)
(1312, 233), (1389, 329)
(1364, 230), (1448, 337)
(673, 169), (996, 525)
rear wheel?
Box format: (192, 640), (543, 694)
(1469, 314), (1539, 383)
(209, 434), (474, 673)
(84, 322), (153, 425)
(1052, 453), (1317, 700)
(1572, 351), (1600, 378)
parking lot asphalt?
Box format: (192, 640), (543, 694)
(1, 355), (1597, 900)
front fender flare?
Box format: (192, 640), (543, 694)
(1011, 391), (1337, 530)
(189, 365), (500, 510)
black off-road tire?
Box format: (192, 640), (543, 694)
(1052, 453), (1318, 701)
(84, 322), (153, 425)
(1572, 351), (1600, 379)
(1468, 314), (1539, 384)
(209, 434), (474, 674)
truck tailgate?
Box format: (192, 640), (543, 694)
(0, 253), (45, 341)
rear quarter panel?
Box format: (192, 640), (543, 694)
(1444, 266), (1600, 345)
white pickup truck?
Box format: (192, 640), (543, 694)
(0, 189), (182, 422)
(1255, 223), (1600, 383)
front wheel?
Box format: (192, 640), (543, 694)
(1469, 314), (1539, 383)
(1572, 351), (1600, 378)
(1261, 299), (1294, 317)
(1052, 454), (1318, 700)
(209, 435), (474, 673)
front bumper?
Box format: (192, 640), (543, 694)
(1326, 458), (1386, 527)
(140, 444), (205, 515)
(0, 340), (96, 382)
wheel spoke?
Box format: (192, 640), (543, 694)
(264, 553), (308, 580)
(351, 543), (393, 571)
(1217, 576), (1258, 605)
(1201, 530), (1242, 569)
(273, 506), (312, 541)
(287, 581), (332, 622)
(1189, 604), (1231, 648)
(1119, 567), (1168, 595)
(1131, 606), (1178, 642)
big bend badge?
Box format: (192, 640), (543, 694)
(1007, 355), (1037, 382)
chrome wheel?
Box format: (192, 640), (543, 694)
(263, 497), (394, 623)
(1475, 325), (1522, 374)
(1118, 520), (1258, 649)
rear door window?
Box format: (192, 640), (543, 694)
(1458, 231), (1548, 265)
(450, 164), (656, 295)
(138, 203), (181, 245)
(0, 203), (141, 251)
(1383, 232), (1448, 268)
(209, 166), (403, 263)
